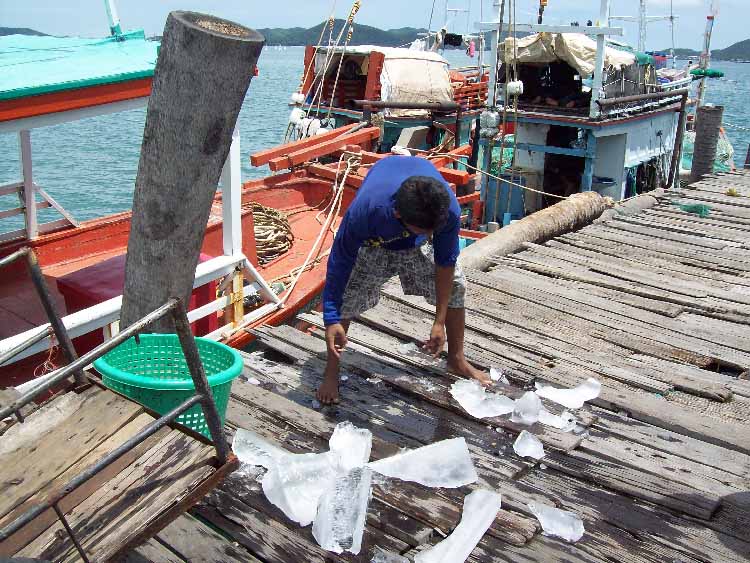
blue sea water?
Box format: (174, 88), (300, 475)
(1, 48), (748, 229)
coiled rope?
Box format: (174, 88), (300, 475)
(245, 202), (294, 264)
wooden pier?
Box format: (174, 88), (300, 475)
(1, 380), (236, 562)
(133, 170), (748, 561)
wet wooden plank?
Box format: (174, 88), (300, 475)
(155, 513), (261, 562)
(225, 380), (539, 547)
(120, 538), (185, 563)
(239, 350), (527, 480)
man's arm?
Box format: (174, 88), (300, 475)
(424, 209), (460, 356)
(322, 209), (367, 356)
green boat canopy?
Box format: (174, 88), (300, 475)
(0, 30), (158, 101)
(690, 68), (725, 78)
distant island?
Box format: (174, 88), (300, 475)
(3, 24), (749, 61)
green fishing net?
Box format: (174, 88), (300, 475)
(678, 204), (711, 217)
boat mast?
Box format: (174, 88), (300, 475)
(104, 0), (123, 37)
(610, 0), (677, 53)
(697, 11), (716, 106)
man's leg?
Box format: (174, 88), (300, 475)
(445, 307), (492, 385)
(317, 319), (351, 405)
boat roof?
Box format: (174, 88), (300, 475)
(0, 30), (158, 101)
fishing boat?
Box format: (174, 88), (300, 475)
(0, 3), (489, 389)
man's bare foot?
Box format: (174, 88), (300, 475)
(448, 355), (492, 387)
(316, 368), (341, 405)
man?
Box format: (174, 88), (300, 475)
(317, 155), (490, 405)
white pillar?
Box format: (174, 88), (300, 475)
(589, 0), (610, 118)
(104, 0), (122, 36)
(638, 0), (647, 53)
(19, 130), (37, 239)
(220, 127), (243, 258)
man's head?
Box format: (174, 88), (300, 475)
(394, 175), (451, 235)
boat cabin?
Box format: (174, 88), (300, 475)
(294, 45), (488, 151)
(484, 32), (687, 224)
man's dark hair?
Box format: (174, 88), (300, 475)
(395, 175), (451, 230)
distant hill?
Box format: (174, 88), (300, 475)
(714, 39), (750, 61)
(0, 26), (48, 36)
(257, 20), (428, 48)
(664, 39), (750, 61)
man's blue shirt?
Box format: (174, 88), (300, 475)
(323, 156), (461, 326)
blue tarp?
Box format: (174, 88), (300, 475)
(0, 30), (158, 101)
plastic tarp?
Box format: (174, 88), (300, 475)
(378, 48), (454, 117)
(504, 33), (637, 78)
(0, 31), (158, 101)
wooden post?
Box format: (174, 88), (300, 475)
(120, 12), (264, 331)
(689, 105), (724, 184)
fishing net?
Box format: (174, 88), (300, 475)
(681, 130), (735, 173)
(489, 134), (516, 176)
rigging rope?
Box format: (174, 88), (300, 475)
(247, 202), (294, 265)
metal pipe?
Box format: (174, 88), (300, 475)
(352, 99), (460, 112)
(596, 88), (689, 108)
(0, 394), (203, 541)
(24, 249), (86, 386)
(0, 325), (51, 367)
(53, 503), (91, 563)
(0, 299), (180, 421)
(667, 91), (689, 189)
(171, 300), (230, 464)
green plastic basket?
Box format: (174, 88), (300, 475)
(93, 334), (242, 438)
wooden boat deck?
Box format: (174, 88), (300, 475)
(0, 379), (237, 562)
(139, 169), (749, 562)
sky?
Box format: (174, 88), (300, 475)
(1, 0), (746, 50)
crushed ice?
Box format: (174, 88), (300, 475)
(490, 366), (509, 384)
(414, 489), (501, 563)
(232, 423), (480, 555)
(510, 391), (542, 425)
(528, 502), (585, 542)
(367, 437), (478, 488)
(513, 430), (546, 460)
(450, 380), (514, 419)
(538, 407), (577, 432)
(398, 341), (448, 368)
(535, 378), (601, 409)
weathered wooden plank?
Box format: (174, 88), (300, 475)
(0, 386), (143, 520)
(1, 413), (166, 557)
(239, 350), (528, 480)
(516, 467), (750, 563)
(120, 538), (186, 563)
(592, 408), (750, 481)
(479, 267), (750, 368)
(377, 283), (676, 396)
(260, 322), (584, 454)
(225, 380), (539, 547)
(601, 218), (738, 249)
(18, 431), (215, 562)
(154, 513), (261, 562)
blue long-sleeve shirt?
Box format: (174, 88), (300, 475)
(323, 156), (461, 326)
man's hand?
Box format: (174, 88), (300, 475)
(325, 323), (348, 358)
(423, 321), (446, 357)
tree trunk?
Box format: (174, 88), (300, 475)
(461, 191), (612, 272)
(121, 12), (264, 331)
(690, 105), (724, 184)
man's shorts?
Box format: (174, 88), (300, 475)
(340, 243), (466, 320)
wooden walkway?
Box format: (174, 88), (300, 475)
(0, 381), (235, 562)
(140, 171), (750, 562)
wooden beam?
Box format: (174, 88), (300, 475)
(306, 163), (364, 188)
(249, 122), (359, 167)
(267, 127), (380, 172)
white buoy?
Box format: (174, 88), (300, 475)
(289, 108), (305, 125)
(290, 92), (305, 105)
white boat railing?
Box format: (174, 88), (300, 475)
(0, 127), (284, 372)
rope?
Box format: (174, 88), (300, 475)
(280, 152), (362, 304)
(246, 202), (294, 265)
(325, 1), (361, 120)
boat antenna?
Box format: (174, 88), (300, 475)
(104, 0), (123, 37)
(427, 0), (437, 49)
(670, 0), (676, 68)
